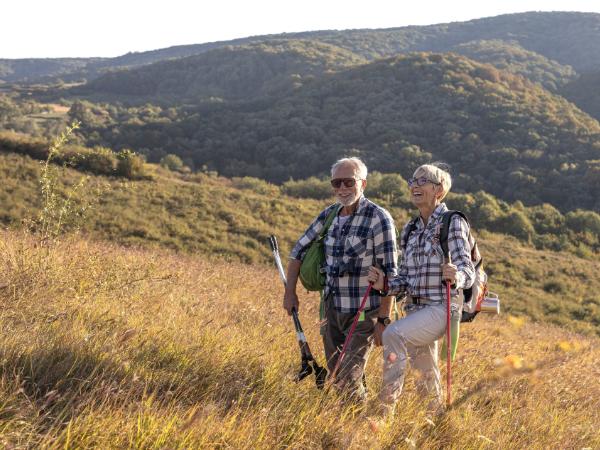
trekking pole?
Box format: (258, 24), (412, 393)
(446, 279), (452, 406)
(268, 235), (327, 389)
(329, 283), (373, 383)
(444, 255), (452, 407)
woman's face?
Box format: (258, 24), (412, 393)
(409, 170), (443, 210)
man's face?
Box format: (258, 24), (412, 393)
(331, 163), (366, 207)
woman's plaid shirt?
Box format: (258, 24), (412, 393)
(388, 203), (475, 302)
(290, 196), (398, 313)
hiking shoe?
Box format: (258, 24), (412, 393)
(424, 399), (445, 420)
(373, 401), (396, 420)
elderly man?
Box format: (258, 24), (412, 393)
(283, 157), (398, 402)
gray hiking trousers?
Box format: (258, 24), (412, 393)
(321, 294), (377, 403)
(380, 300), (448, 408)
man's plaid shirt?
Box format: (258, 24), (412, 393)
(387, 203), (475, 302)
(290, 196), (398, 313)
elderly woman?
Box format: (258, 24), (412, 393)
(368, 163), (475, 415)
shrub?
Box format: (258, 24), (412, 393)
(282, 177), (331, 199)
(232, 177), (280, 196)
(116, 149), (147, 179)
(543, 281), (565, 294)
(494, 210), (535, 242)
(160, 154), (185, 172)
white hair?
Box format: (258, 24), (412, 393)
(414, 163), (452, 200)
(331, 157), (368, 179)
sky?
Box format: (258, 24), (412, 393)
(2, 0), (600, 59)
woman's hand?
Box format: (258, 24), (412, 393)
(441, 262), (458, 285)
(367, 266), (385, 290)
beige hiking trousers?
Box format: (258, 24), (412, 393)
(380, 301), (448, 408)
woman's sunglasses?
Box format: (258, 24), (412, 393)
(330, 178), (360, 188)
(407, 177), (440, 187)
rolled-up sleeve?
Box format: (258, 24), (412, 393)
(448, 215), (475, 290)
(386, 222), (409, 296)
(372, 209), (399, 278)
(289, 206), (334, 260)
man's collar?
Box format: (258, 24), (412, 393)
(355, 195), (368, 214)
(340, 195), (367, 216)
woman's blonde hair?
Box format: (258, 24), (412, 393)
(414, 163), (452, 200)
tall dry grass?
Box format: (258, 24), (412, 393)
(0, 231), (598, 449)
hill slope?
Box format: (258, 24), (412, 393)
(0, 231), (598, 447)
(74, 40), (366, 102)
(449, 39), (577, 91)
(88, 52), (600, 211)
(560, 70), (600, 122)
(0, 150), (598, 336)
(67, 39), (577, 104)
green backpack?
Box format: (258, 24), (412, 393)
(299, 205), (341, 291)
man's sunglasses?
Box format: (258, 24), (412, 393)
(407, 177), (440, 187)
(330, 178), (361, 188)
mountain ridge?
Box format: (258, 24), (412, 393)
(2, 11), (600, 83)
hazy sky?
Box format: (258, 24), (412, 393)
(3, 0), (600, 59)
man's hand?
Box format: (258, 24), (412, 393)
(283, 290), (299, 315)
(374, 322), (386, 346)
(283, 259), (302, 315)
(367, 266), (385, 290)
(441, 262), (458, 285)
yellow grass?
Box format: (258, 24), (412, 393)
(0, 231), (598, 448)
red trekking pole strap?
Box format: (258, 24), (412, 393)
(329, 283), (373, 382)
(446, 281), (452, 407)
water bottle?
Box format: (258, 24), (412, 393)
(441, 296), (461, 362)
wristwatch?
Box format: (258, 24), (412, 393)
(377, 316), (391, 326)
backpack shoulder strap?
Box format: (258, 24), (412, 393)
(319, 204), (341, 240)
(401, 216), (420, 249)
(439, 210), (469, 259)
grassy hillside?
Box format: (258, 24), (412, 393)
(0, 151), (598, 337)
(0, 231), (598, 448)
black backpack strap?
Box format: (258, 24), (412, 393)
(401, 216), (420, 249)
(439, 210), (469, 259)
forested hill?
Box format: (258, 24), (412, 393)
(2, 11), (600, 84)
(80, 52), (600, 212)
(68, 39), (576, 103)
(72, 41), (367, 102)
(560, 70), (600, 121)
(447, 39), (577, 91)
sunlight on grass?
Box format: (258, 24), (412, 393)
(0, 231), (598, 448)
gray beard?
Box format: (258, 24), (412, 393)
(337, 194), (361, 207)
